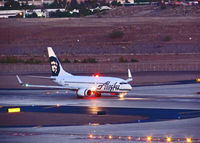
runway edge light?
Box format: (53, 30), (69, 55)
(147, 136), (152, 142)
(166, 137), (172, 142)
(8, 108), (21, 113)
(108, 135), (112, 139)
(89, 134), (93, 139)
(186, 138), (192, 143)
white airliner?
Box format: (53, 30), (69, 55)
(16, 47), (132, 98)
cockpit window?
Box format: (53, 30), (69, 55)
(120, 82), (128, 85)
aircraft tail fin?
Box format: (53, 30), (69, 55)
(47, 47), (72, 77)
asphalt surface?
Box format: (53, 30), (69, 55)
(0, 83), (200, 142)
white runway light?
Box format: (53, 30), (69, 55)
(166, 137), (172, 142)
(186, 138), (192, 143)
(147, 136), (152, 142)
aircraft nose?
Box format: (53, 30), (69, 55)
(119, 83), (132, 91)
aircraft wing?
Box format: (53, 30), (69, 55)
(26, 75), (56, 80)
(16, 75), (77, 90)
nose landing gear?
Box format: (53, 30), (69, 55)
(118, 93), (127, 98)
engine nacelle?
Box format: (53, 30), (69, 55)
(77, 88), (94, 97)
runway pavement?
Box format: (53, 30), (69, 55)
(0, 83), (200, 109)
(0, 83), (200, 142)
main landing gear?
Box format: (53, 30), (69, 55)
(95, 92), (101, 97)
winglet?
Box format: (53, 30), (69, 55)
(128, 69), (132, 78)
(16, 75), (24, 86)
(126, 69), (133, 82)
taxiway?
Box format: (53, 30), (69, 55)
(0, 83), (200, 142)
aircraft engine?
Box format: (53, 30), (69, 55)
(77, 88), (95, 97)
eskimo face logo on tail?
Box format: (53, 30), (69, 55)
(49, 57), (60, 76)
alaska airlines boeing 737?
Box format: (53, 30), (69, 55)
(16, 47), (132, 98)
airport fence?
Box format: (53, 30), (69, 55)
(0, 63), (200, 74)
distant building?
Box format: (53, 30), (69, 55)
(0, 0), (54, 6)
(18, 0), (53, 6)
(116, 0), (134, 5)
(0, 0), (5, 6)
(0, 0), (134, 7)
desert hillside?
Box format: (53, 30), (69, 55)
(0, 5), (200, 56)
